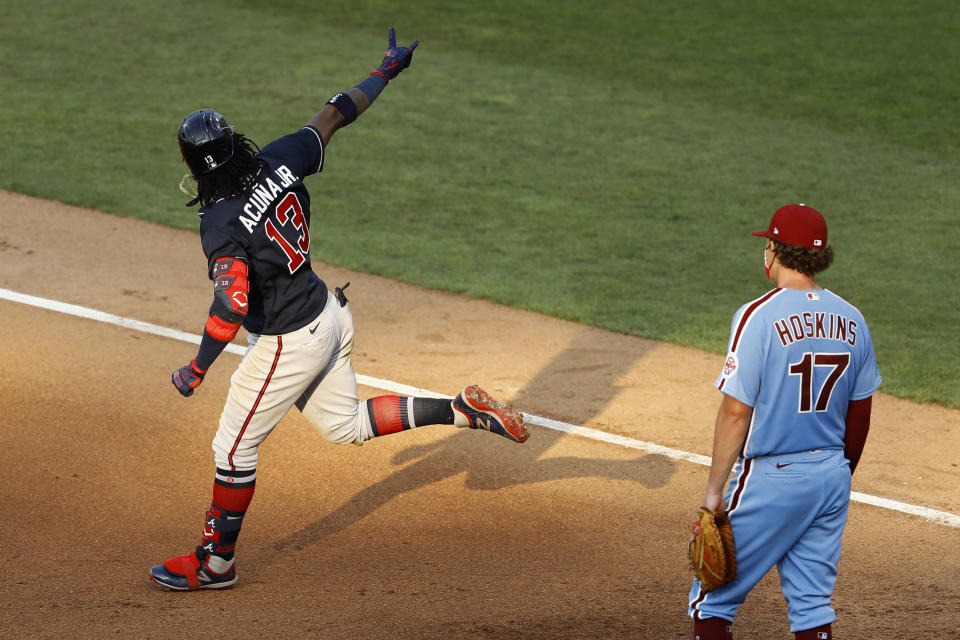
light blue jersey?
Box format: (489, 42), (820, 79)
(715, 288), (882, 458)
(691, 286), (883, 631)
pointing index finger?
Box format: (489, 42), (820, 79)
(408, 40), (419, 53)
(388, 26), (396, 49)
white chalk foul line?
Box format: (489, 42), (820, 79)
(3, 286), (958, 529)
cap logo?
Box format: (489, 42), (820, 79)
(813, 239), (822, 247)
(772, 226), (780, 235)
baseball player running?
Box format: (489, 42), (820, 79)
(688, 204), (881, 639)
(150, 28), (530, 592)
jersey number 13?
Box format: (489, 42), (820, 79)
(264, 192), (310, 274)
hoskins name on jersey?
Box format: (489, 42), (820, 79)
(238, 164), (299, 233)
(774, 311), (857, 348)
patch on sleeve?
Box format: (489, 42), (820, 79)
(722, 352), (739, 379)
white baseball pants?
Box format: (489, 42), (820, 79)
(211, 290), (373, 470)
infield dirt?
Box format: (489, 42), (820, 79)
(1, 190), (957, 638)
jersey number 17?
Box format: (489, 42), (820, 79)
(789, 352), (850, 413)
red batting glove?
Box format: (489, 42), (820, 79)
(172, 359), (206, 397)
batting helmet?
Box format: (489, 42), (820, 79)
(178, 109), (235, 177)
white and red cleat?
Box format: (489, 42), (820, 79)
(452, 385), (529, 443)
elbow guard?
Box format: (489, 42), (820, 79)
(205, 257), (249, 342)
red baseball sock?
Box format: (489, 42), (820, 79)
(212, 470), (256, 512)
(200, 468), (257, 562)
(365, 396), (454, 437)
(694, 616), (733, 639)
(795, 624), (831, 640)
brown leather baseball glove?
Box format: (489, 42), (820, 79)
(689, 507), (737, 592)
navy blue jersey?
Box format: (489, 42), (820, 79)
(199, 126), (327, 335)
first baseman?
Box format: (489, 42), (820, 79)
(150, 28), (530, 592)
(688, 204), (882, 639)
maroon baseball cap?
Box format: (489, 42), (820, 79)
(752, 203), (828, 249)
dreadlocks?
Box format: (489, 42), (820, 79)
(185, 132), (264, 208)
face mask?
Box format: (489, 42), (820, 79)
(763, 246), (772, 280)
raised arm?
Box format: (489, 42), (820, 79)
(309, 27), (419, 145)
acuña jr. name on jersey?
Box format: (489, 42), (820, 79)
(238, 164), (299, 234)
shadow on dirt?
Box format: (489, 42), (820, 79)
(267, 328), (677, 557)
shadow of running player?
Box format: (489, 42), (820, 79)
(266, 327), (677, 556)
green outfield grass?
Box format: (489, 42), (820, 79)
(2, 1), (958, 407)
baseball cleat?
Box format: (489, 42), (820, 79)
(452, 385), (529, 443)
(149, 549), (237, 591)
